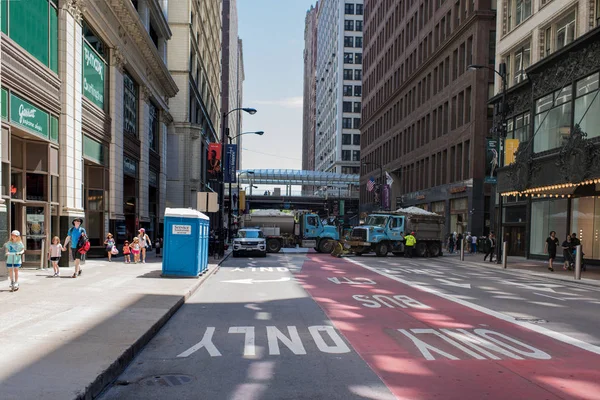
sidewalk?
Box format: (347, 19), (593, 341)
(0, 251), (230, 400)
(443, 251), (600, 287)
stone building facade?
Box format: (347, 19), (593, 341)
(1, 0), (177, 266)
(360, 0), (497, 237)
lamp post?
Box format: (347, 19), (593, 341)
(227, 132), (263, 240)
(219, 107), (256, 242)
(362, 161), (384, 210)
(467, 62), (507, 264)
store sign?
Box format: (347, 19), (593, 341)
(224, 144), (237, 183)
(449, 186), (467, 194)
(1, 88), (7, 120)
(416, 194), (426, 200)
(505, 139), (519, 165)
(10, 94), (49, 139)
(123, 157), (137, 177)
(82, 42), (105, 109)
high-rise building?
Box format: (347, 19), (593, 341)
(360, 0), (496, 236)
(494, 1), (600, 259)
(0, 0), (177, 263)
(314, 0), (364, 175)
(222, 0), (245, 157)
(302, 4), (319, 173)
(165, 0), (222, 209)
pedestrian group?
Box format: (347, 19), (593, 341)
(3, 217), (160, 292)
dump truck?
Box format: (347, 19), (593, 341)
(242, 210), (339, 253)
(346, 207), (444, 257)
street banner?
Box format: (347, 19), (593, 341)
(340, 200), (345, 216)
(239, 190), (246, 212)
(382, 184), (390, 210)
(505, 139), (519, 166)
(207, 143), (222, 180)
(224, 144), (237, 183)
(485, 138), (498, 184)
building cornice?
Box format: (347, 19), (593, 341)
(107, 0), (178, 98)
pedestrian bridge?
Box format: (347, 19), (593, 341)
(225, 169), (360, 214)
(237, 169), (359, 187)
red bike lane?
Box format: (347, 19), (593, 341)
(295, 254), (600, 400)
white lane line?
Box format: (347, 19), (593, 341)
(346, 258), (600, 356)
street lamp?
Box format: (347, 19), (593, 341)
(467, 62), (507, 264)
(227, 134), (264, 240)
(362, 161), (384, 210)
(219, 107), (257, 242)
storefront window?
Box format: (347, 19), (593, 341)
(431, 201), (445, 215)
(574, 72), (600, 139)
(11, 173), (23, 200)
(123, 72), (138, 136)
(570, 197), (600, 260)
(450, 198), (468, 234)
(530, 199), (568, 255)
(149, 102), (159, 152)
(26, 173), (47, 201)
(503, 206), (526, 223)
(534, 86), (572, 153)
(4, 0), (58, 73)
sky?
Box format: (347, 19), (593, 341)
(237, 0), (316, 171)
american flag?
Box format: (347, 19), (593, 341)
(366, 177), (376, 192)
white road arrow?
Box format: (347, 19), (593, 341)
(434, 278), (472, 289)
(222, 277), (291, 285)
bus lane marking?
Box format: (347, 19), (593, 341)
(346, 257), (600, 356)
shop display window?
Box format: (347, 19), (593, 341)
(530, 199), (567, 255)
(570, 197), (600, 260)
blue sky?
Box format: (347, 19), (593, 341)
(238, 0), (316, 171)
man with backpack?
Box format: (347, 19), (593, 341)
(64, 218), (89, 278)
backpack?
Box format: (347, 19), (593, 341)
(78, 233), (90, 254)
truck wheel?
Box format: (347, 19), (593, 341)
(415, 242), (428, 257)
(314, 247), (321, 253)
(319, 239), (334, 254)
(375, 242), (389, 257)
(428, 242), (441, 257)
(266, 239), (281, 253)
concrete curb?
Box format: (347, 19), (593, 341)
(442, 257), (600, 289)
(82, 254), (231, 400)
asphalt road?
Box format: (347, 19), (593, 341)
(99, 250), (396, 400)
(100, 251), (600, 400)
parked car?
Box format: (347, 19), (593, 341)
(232, 228), (267, 257)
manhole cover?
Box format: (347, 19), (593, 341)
(139, 374), (194, 387)
(515, 318), (548, 324)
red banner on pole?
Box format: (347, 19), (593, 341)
(207, 143), (222, 180)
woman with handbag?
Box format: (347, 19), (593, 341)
(137, 228), (151, 264)
(104, 233), (116, 262)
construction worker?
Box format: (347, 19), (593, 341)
(404, 231), (416, 258)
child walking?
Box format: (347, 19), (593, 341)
(48, 236), (64, 277)
(104, 233), (115, 262)
(131, 237), (141, 263)
(4, 230), (25, 291)
(123, 240), (131, 263)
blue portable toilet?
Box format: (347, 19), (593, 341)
(162, 208), (210, 277)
